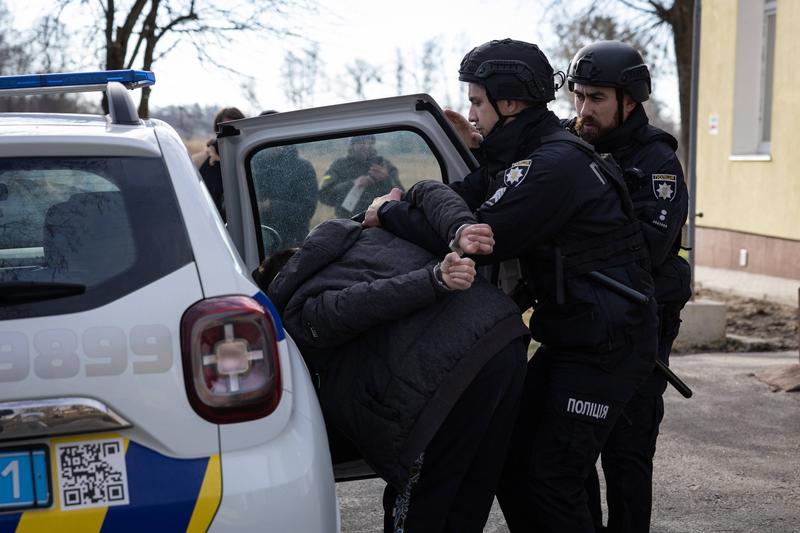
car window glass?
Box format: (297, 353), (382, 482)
(247, 130), (443, 256)
(0, 157), (193, 319)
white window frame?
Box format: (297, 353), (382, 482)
(730, 0), (777, 159)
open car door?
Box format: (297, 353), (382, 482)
(217, 94), (477, 270)
(217, 94), (477, 480)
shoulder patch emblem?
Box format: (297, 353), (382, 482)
(504, 160), (531, 188)
(652, 174), (676, 202)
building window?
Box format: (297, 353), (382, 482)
(731, 0), (777, 157)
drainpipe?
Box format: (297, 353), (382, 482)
(687, 0), (702, 296)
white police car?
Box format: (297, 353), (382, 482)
(0, 71), (339, 532)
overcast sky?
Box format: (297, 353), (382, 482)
(11, 0), (678, 121)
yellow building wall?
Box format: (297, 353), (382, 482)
(696, 0), (800, 241)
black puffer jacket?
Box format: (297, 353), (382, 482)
(268, 219), (528, 489)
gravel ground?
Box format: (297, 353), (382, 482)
(336, 351), (800, 532)
(680, 289), (799, 353)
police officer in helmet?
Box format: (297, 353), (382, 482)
(368, 38), (659, 532)
(565, 40), (692, 533)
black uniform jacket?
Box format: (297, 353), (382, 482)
(564, 106), (692, 394)
(268, 204), (527, 490)
(585, 105), (691, 307)
(380, 106), (657, 357)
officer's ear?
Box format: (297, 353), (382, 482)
(622, 93), (637, 120)
(497, 99), (530, 116)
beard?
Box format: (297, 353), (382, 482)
(575, 115), (617, 143)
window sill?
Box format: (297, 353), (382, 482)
(729, 154), (772, 162)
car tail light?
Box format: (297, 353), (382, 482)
(181, 296), (282, 424)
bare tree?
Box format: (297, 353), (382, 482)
(548, 0), (693, 155)
(343, 59), (382, 100)
(282, 44), (322, 109)
(51, 0), (316, 117)
(0, 2), (96, 113)
(420, 38), (444, 94)
(395, 48), (405, 95)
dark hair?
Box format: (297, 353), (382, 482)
(252, 248), (299, 291)
(350, 134), (376, 144)
(213, 107), (245, 129)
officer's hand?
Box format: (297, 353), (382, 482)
(363, 187), (403, 227)
(440, 252), (476, 290)
(457, 223), (494, 255)
(445, 109), (483, 149)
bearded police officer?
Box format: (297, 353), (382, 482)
(366, 38), (659, 532)
(564, 40), (692, 533)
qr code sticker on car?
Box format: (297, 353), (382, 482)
(55, 438), (129, 511)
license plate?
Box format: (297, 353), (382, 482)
(0, 445), (51, 511)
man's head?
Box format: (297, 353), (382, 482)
(567, 41), (650, 142)
(213, 107), (245, 130)
(252, 248), (298, 292)
(467, 83), (531, 138)
(459, 38), (557, 135)
(349, 134), (377, 160)
(572, 84), (636, 142)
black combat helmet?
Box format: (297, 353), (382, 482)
(567, 41), (651, 103)
(459, 38), (557, 103)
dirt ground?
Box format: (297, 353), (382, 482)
(676, 288), (799, 353)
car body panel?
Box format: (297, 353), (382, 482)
(1, 264), (217, 457)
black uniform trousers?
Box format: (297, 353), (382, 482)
(382, 338), (527, 533)
(497, 336), (655, 533)
(586, 304), (682, 533)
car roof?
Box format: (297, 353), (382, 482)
(0, 113), (113, 127)
(0, 112), (162, 158)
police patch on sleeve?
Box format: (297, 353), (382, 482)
(652, 174), (676, 202)
(503, 160), (531, 188)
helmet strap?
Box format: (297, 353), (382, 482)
(616, 88), (625, 127)
(484, 93), (508, 135)
(487, 92), (527, 135)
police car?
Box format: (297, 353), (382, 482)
(0, 71), (339, 532)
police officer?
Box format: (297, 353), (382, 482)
(564, 40), (692, 532)
(368, 38), (659, 532)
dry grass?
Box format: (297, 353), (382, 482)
(184, 136), (207, 156)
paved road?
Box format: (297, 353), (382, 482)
(336, 351), (800, 532)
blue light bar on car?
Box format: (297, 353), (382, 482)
(0, 70), (155, 91)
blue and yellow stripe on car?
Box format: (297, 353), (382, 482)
(0, 433), (221, 533)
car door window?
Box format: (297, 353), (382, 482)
(247, 130), (444, 256)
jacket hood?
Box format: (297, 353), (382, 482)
(267, 218), (362, 312)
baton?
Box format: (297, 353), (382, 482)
(585, 270), (693, 398)
(655, 359), (693, 398)
(586, 271), (649, 304)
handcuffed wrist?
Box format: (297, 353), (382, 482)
(448, 224), (470, 256)
(432, 263), (453, 291)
